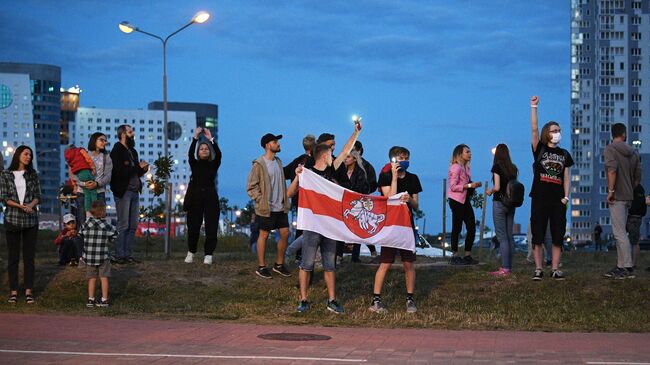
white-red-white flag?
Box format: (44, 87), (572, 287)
(297, 168), (416, 251)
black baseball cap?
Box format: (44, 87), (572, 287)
(260, 133), (282, 148)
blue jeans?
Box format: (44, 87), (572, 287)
(115, 190), (139, 259)
(75, 192), (106, 224)
(493, 201), (515, 270)
(300, 230), (336, 272)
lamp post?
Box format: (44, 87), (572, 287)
(119, 11), (210, 257)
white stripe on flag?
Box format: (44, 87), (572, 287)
(298, 208), (416, 250)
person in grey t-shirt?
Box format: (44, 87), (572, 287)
(246, 133), (292, 279)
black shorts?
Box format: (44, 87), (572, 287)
(258, 212), (289, 231)
(530, 198), (566, 247)
(379, 247), (416, 263)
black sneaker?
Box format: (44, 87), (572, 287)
(613, 268), (635, 280)
(273, 263), (292, 277)
(551, 270), (565, 280)
(86, 298), (96, 308)
(126, 257), (141, 264)
(532, 269), (543, 281)
(111, 257), (126, 265)
(604, 267), (623, 278)
(256, 267), (272, 279)
(449, 256), (464, 265)
(96, 298), (109, 307)
(463, 255), (479, 265)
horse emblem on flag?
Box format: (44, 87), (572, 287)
(342, 191), (387, 238)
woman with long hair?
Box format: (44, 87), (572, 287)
(529, 95), (573, 280)
(339, 150), (373, 262)
(447, 144), (481, 265)
(486, 144), (518, 277)
(184, 127), (222, 265)
(0, 146), (41, 304)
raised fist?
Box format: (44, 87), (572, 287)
(530, 96), (539, 106)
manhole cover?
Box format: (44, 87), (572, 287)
(258, 333), (331, 341)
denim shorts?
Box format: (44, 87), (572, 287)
(300, 230), (336, 272)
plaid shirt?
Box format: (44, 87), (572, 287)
(80, 217), (117, 266)
(0, 169), (41, 228)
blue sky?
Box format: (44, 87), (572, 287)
(2, 0), (569, 233)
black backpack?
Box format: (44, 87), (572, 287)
(501, 179), (525, 208)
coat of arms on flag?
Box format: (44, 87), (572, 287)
(297, 168), (416, 251)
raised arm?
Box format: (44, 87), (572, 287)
(333, 121), (362, 170)
(531, 96), (540, 151)
(188, 127), (201, 162)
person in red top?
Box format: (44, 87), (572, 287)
(54, 213), (84, 266)
(64, 145), (96, 215)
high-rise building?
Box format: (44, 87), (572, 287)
(60, 86), (81, 184)
(0, 73), (37, 171)
(0, 63), (62, 214)
(72, 107), (196, 215)
(147, 101), (218, 136)
(147, 101), (219, 189)
(570, 0), (650, 243)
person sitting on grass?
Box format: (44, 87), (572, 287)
(79, 200), (117, 308)
(54, 213), (84, 266)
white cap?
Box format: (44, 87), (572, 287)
(63, 213), (76, 224)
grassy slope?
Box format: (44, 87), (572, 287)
(0, 231), (648, 332)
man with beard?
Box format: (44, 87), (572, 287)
(110, 125), (149, 264)
(247, 133), (292, 279)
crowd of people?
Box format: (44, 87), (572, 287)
(0, 96), (648, 311)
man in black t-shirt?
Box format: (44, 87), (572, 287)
(287, 121), (362, 314)
(369, 146), (422, 314)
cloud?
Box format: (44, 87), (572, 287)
(211, 0), (568, 85)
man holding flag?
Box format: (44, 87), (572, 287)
(287, 119), (362, 314)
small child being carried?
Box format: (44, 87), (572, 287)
(64, 145), (97, 217)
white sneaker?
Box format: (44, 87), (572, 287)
(184, 252), (194, 263)
(203, 255), (213, 265)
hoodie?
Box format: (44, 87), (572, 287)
(603, 140), (642, 201)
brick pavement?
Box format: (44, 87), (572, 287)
(0, 313), (649, 364)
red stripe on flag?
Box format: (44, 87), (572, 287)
(299, 187), (412, 227)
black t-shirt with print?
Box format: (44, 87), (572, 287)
(490, 164), (512, 202)
(530, 143), (574, 200)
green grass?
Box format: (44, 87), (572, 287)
(0, 230), (649, 332)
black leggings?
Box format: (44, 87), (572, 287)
(6, 225), (37, 292)
(449, 198), (475, 253)
(187, 192), (219, 255)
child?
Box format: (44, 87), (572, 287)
(79, 200), (117, 308)
(54, 213), (83, 266)
(64, 145), (97, 215)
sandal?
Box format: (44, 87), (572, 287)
(8, 294), (17, 304)
(25, 294), (34, 304)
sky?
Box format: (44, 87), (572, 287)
(1, 0), (569, 234)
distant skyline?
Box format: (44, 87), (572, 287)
(1, 0), (569, 233)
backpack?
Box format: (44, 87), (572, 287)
(501, 179), (525, 208)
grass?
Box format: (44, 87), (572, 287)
(0, 230), (649, 332)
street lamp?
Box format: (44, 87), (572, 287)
(119, 11), (210, 258)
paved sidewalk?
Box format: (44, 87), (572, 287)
(0, 313), (649, 364)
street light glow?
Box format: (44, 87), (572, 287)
(118, 21), (135, 33)
(192, 11), (210, 24)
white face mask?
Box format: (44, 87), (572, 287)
(550, 132), (561, 144)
